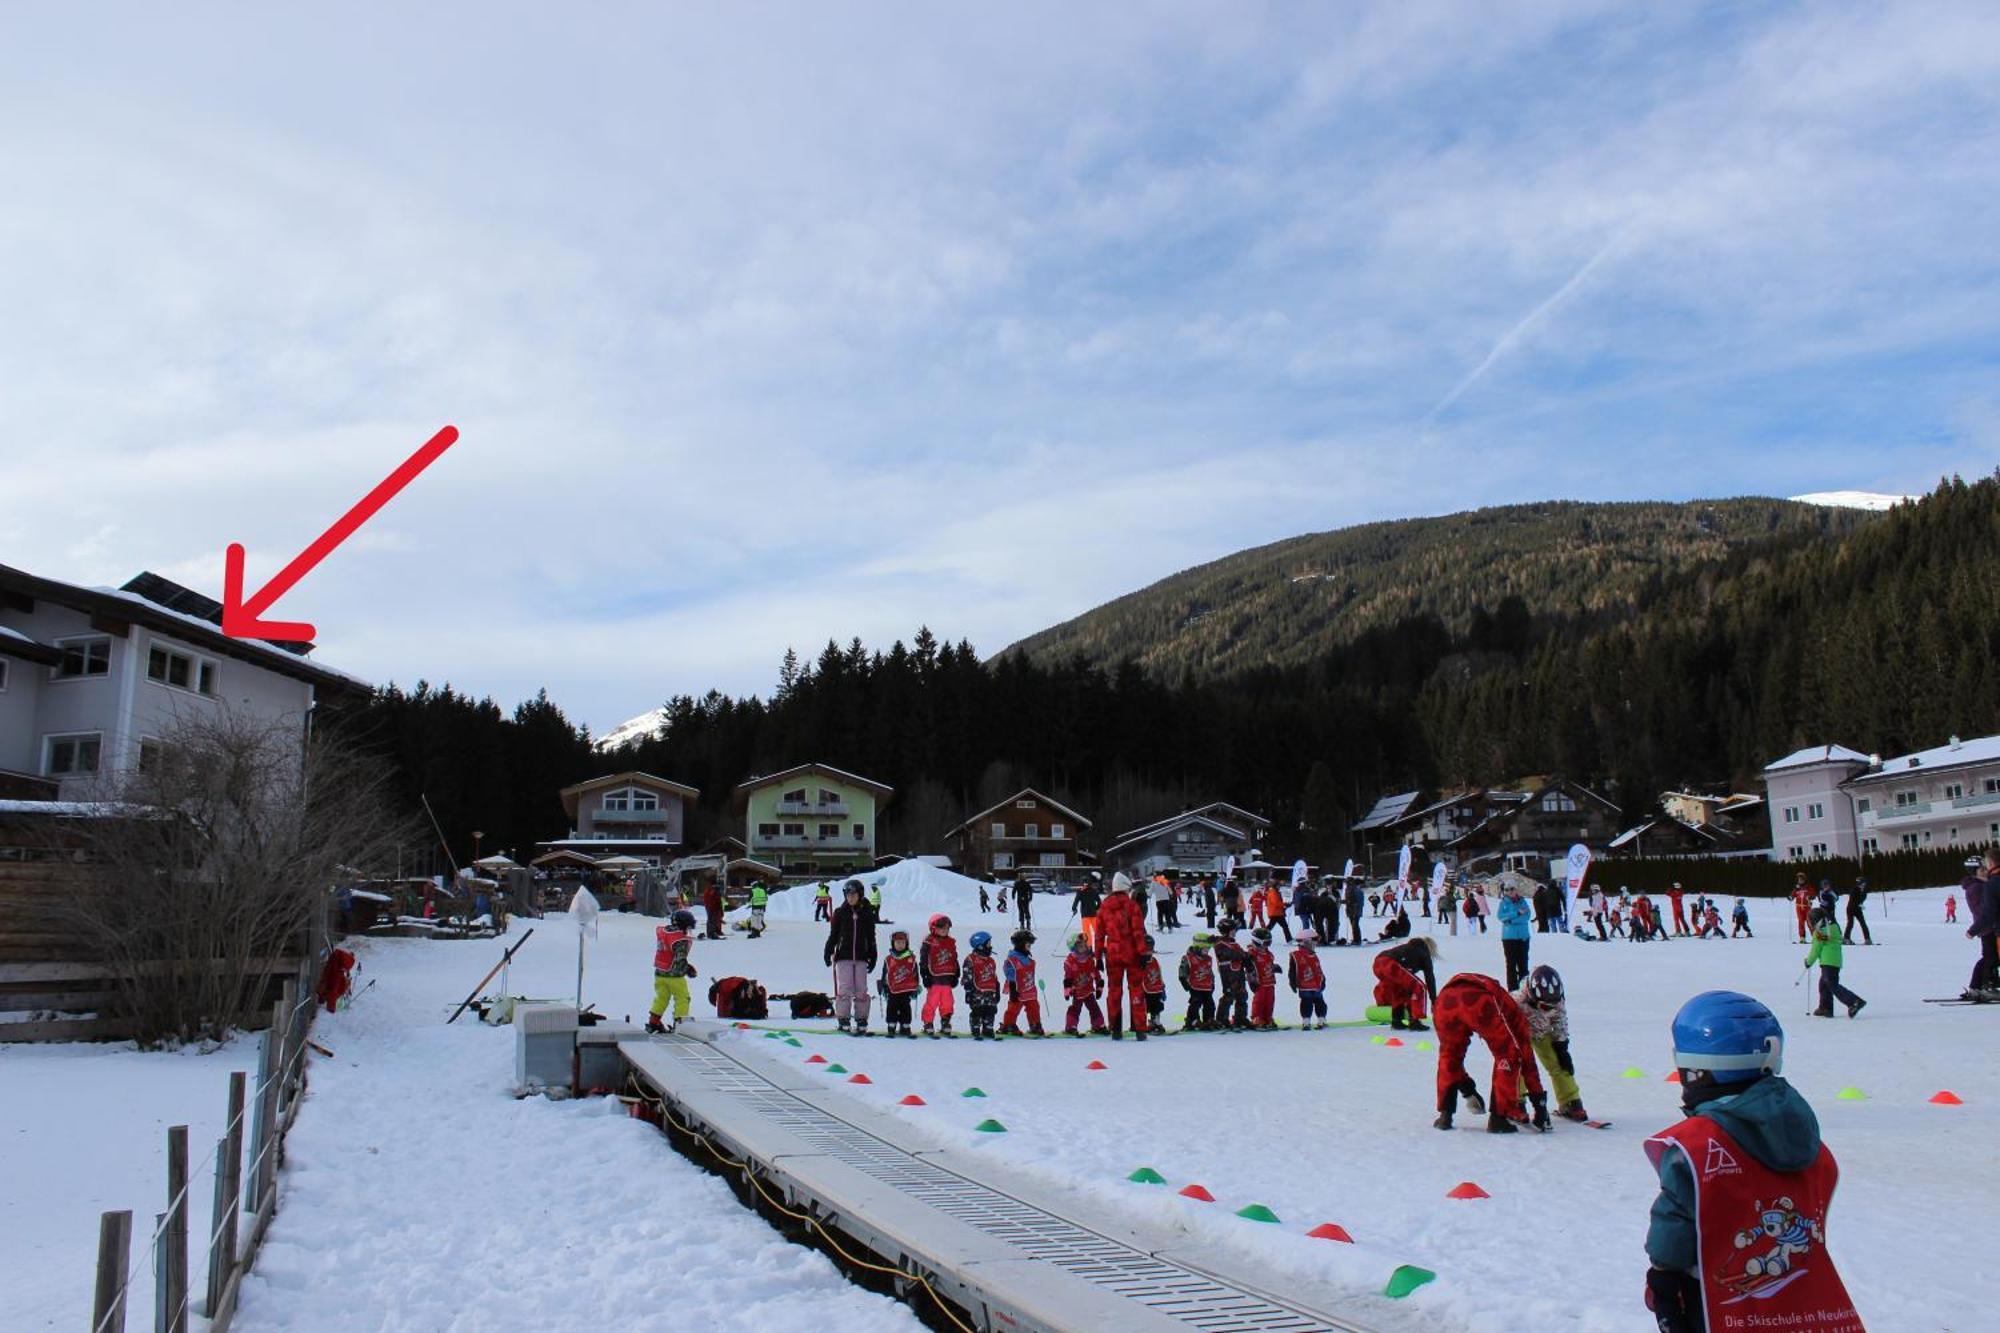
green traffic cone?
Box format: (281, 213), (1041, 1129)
(1234, 1203), (1280, 1223)
(962, 1087), (987, 1098)
(824, 1063), (847, 1074)
(1128, 1167), (1166, 1184)
(784, 1038), (802, 1047)
(1622, 1066), (1645, 1079)
(974, 1118), (1006, 1133)
(1836, 1086), (1867, 1101)
(1384, 1265), (1437, 1299)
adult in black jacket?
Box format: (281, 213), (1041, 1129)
(1533, 883), (1559, 933)
(1967, 853), (2000, 996)
(1014, 873), (1034, 929)
(1344, 878), (1365, 945)
(1842, 878), (1872, 945)
(823, 881), (879, 1033)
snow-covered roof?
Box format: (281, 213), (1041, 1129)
(1352, 791), (1421, 831)
(1763, 744), (1873, 773)
(1104, 812), (1248, 855)
(0, 798), (154, 817)
(1118, 801), (1269, 843)
(733, 762), (893, 799)
(1847, 733), (2000, 785)
(950, 788), (1094, 834)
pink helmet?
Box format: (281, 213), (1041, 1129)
(929, 913), (951, 931)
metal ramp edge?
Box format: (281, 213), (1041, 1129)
(620, 1032), (1376, 1333)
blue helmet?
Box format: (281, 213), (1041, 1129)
(969, 930), (993, 951)
(1671, 990), (1782, 1084)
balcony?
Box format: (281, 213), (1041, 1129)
(775, 800), (850, 817)
(593, 807), (669, 826)
(751, 834), (870, 851)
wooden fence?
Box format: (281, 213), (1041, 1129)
(87, 949), (323, 1333)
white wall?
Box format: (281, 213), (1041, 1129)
(1766, 765), (1863, 860)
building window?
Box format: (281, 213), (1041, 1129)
(852, 824), (866, 841)
(1985, 779), (2000, 795)
(1040, 853), (1063, 867)
(0, 659), (8, 692)
(138, 739), (163, 774)
(1944, 783), (1964, 801)
(819, 788), (839, 804)
(818, 823), (840, 839)
(1855, 797), (1870, 815)
(1543, 791), (1576, 812)
(1949, 827), (1959, 843)
(1895, 790), (1918, 808)
(781, 823), (804, 837)
(1900, 833), (1919, 850)
(1782, 807), (1799, 824)
(1923, 830), (1933, 844)
(993, 852), (1014, 870)
(1050, 822), (1065, 840)
(757, 822), (779, 838)
(1861, 837), (1879, 855)
(991, 822), (1006, 838)
(1015, 799), (1034, 809)
(146, 644), (218, 695)
(1024, 823), (1039, 839)
(45, 733), (102, 775)
(1811, 843), (1828, 857)
(601, 787), (658, 812)
(1787, 846), (1803, 860)
(1806, 802), (1824, 820)
(54, 637), (111, 679)
(782, 788), (807, 803)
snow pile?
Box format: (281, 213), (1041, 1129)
(1789, 491), (1915, 511)
(760, 858), (998, 923)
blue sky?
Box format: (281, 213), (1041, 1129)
(1, 2), (1994, 732)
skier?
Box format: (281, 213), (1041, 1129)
(1790, 872), (1813, 943)
(1201, 873), (1218, 929)
(878, 930), (921, 1037)
(1372, 935), (1439, 1031)
(1071, 872), (1104, 952)
(1061, 932), (1107, 1036)
(1151, 873), (1175, 931)
(1588, 884), (1609, 940)
(1014, 871), (1034, 930)
(1642, 991), (1860, 1333)
(1213, 922), (1251, 1030)
(962, 931), (1002, 1040)
(1730, 897), (1753, 938)
(1138, 935), (1169, 1035)
(1376, 905), (1412, 940)
(1463, 885), (1488, 934)
(812, 880), (831, 923)
(1292, 880), (1318, 940)
(1097, 872), (1150, 1039)
(1247, 881), (1268, 929)
(1179, 931), (1217, 1030)
(1247, 927), (1279, 1029)
(645, 909), (699, 1034)
(1000, 929), (1045, 1036)
(822, 879), (877, 1035)
(1669, 882), (1690, 937)
(1842, 877), (1872, 945)
(1344, 875), (1366, 945)
(1498, 882), (1532, 989)
(918, 914), (960, 1037)
(1288, 929), (1327, 1029)
(702, 878), (725, 940)
(1439, 881), (1458, 936)
(1966, 850), (1999, 999)
(996, 883), (1007, 915)
(1515, 965), (1588, 1122)
(1218, 876), (1244, 925)
(1699, 900), (1724, 939)
(1805, 907), (1866, 1018)
(1432, 972), (1548, 1134)
(1263, 882), (1292, 942)
(868, 881), (884, 920)
(1944, 889), (1957, 924)
(746, 880), (769, 938)
(978, 884), (990, 914)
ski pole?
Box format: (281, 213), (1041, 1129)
(447, 928), (536, 1024)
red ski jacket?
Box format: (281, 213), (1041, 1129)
(1096, 891), (1148, 966)
(964, 951), (1000, 996)
(882, 952), (921, 994)
(1062, 950), (1102, 1000)
(1140, 955), (1166, 996)
(921, 934), (960, 985)
(1248, 945), (1276, 990)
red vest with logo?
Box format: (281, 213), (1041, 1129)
(1063, 951), (1100, 999)
(1644, 1118), (1861, 1332)
(1181, 950), (1214, 992)
(1249, 946), (1276, 990)
(1290, 947), (1324, 991)
(653, 928), (687, 974)
(922, 935), (959, 979)
(965, 951), (1000, 996)
(1140, 956), (1165, 995)
(882, 953), (921, 994)
(1006, 954), (1036, 992)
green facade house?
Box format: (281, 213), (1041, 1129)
(733, 763), (894, 876)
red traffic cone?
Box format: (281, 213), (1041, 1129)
(733, 1022), (751, 1030)
(898, 1094), (926, 1106)
(848, 1073), (872, 1084)
(1446, 1181), (1490, 1200)
(1383, 1037), (1404, 1047)
(805, 1054), (827, 1064)
(1930, 1090), (1965, 1105)
(1306, 1223), (1353, 1243)
(1086, 1060), (1108, 1070)
(1178, 1184), (1215, 1201)
(1665, 1070), (1681, 1083)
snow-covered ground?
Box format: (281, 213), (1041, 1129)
(8, 884), (1992, 1331)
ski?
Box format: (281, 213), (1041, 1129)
(1583, 1120), (1614, 1130)
(1924, 997), (2000, 1006)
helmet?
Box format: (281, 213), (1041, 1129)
(1011, 929), (1035, 949)
(890, 929), (910, 947)
(1298, 929), (1318, 944)
(842, 878), (865, 896)
(1191, 932), (1214, 947)
(1250, 927), (1271, 943)
(969, 930), (992, 951)
(1525, 965), (1563, 1005)
(929, 913), (951, 931)
(1142, 933), (1155, 950)
(1069, 932), (1089, 950)
(1672, 991), (1783, 1085)
(671, 909), (696, 931)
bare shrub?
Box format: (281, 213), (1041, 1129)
(62, 709), (410, 1045)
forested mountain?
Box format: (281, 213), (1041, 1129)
(338, 475), (1999, 871)
(1006, 498), (1877, 681)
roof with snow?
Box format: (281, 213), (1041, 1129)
(1847, 733), (2000, 785)
(1104, 811), (1250, 855)
(732, 762), (894, 800)
(950, 787), (1093, 834)
(1352, 791), (1422, 831)
(1763, 744), (1873, 773)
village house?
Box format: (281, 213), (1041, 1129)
(532, 770), (700, 870)
(0, 564), (368, 798)
(1608, 789), (1771, 859)
(947, 788), (1093, 879)
(1765, 733), (2000, 861)
(1444, 778), (1622, 866)
(1105, 801), (1270, 878)
(733, 763), (892, 876)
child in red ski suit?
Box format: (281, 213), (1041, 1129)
(1000, 929), (1043, 1035)
(919, 914), (960, 1038)
(1061, 934), (1107, 1035)
(1139, 935), (1168, 1035)
(1287, 931), (1327, 1028)
(1372, 936), (1438, 1030)
(878, 931), (921, 1038)
(1432, 972), (1548, 1133)
(1247, 928), (1279, 1028)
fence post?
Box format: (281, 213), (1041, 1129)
(151, 1211), (166, 1333)
(92, 1209), (132, 1333)
(203, 1133), (230, 1319)
(218, 1070), (245, 1305)
(246, 1020), (277, 1214)
(274, 980), (297, 1118)
(164, 1126), (187, 1333)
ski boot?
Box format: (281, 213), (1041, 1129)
(1390, 1008), (1409, 1030)
(1530, 1093), (1552, 1133)
(1811, 1007), (1833, 1018)
(1486, 1113), (1519, 1134)
(1134, 1023), (1148, 1042)
(1559, 1101), (1590, 1123)
(1029, 1024), (1046, 1037)
(853, 1022), (870, 1037)
(923, 1021), (936, 1038)
(644, 1015), (667, 1035)
(1066, 1027), (1082, 1038)
(837, 1018), (851, 1035)
(1405, 1015), (1429, 1031)
(1109, 1023), (1123, 1041)
(1433, 1112), (1454, 1130)
(1090, 1025), (1109, 1036)
(940, 1018), (956, 1038)
(1846, 998), (1867, 1018)
(1000, 1023), (1024, 1038)
(902, 1023), (917, 1038)
(1461, 1084), (1487, 1116)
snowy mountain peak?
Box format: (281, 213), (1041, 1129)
(595, 706), (667, 751)
(1789, 491), (1914, 511)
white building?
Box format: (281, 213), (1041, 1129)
(1762, 735), (2000, 861)
(0, 564), (368, 798)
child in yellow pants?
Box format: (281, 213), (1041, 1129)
(646, 910), (698, 1034)
(1515, 964), (1589, 1122)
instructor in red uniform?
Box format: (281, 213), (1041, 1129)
(1097, 872), (1151, 1039)
(1431, 972), (1547, 1133)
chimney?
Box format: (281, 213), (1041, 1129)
(1950, 735), (1962, 750)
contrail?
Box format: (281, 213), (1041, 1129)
(1427, 234), (1623, 420)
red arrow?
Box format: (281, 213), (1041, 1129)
(222, 424), (459, 641)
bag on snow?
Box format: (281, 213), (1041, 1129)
(709, 975), (769, 1019)
(785, 991), (835, 1019)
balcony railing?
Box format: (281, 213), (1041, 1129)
(775, 801), (850, 817)
(593, 807), (668, 825)
(752, 834), (870, 851)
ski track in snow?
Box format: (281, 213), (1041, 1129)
(8, 884), (1994, 1331)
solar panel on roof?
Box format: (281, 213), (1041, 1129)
(119, 571), (313, 654)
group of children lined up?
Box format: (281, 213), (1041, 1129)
(1581, 883), (1751, 941)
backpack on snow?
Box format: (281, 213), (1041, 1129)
(784, 991), (835, 1019)
(708, 975), (769, 1019)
